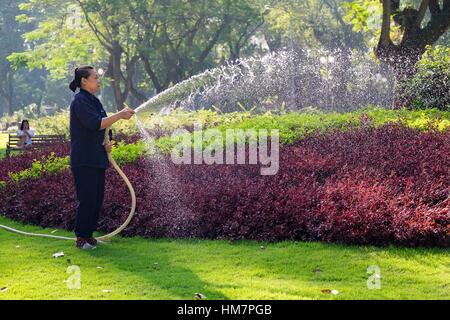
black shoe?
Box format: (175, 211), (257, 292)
(76, 237), (96, 250)
(87, 237), (98, 246)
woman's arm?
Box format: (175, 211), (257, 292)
(24, 128), (35, 139)
(100, 107), (135, 129)
(73, 98), (135, 131)
(100, 113), (123, 129)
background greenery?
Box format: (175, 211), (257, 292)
(1, 0), (449, 119)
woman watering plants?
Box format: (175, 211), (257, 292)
(69, 65), (135, 250)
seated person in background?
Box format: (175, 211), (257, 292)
(17, 120), (36, 148)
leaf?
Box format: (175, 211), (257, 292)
(52, 251), (64, 258)
(194, 293), (207, 300)
(321, 289), (339, 295)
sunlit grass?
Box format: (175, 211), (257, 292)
(0, 216), (448, 300)
(0, 132), (8, 159)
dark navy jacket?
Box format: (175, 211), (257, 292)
(70, 88), (112, 169)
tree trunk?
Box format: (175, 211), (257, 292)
(110, 45), (126, 110)
(6, 70), (14, 116)
(129, 63), (147, 104)
(375, 0), (450, 108)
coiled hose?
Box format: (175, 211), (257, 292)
(0, 126), (136, 242)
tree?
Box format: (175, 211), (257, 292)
(129, 0), (265, 94)
(75, 0), (145, 107)
(345, 0), (450, 107)
(378, 0), (450, 107)
(225, 0), (268, 61)
(9, 0), (266, 108)
(0, 0), (26, 116)
(261, 0), (367, 52)
(8, 0), (135, 110)
(377, 1), (450, 75)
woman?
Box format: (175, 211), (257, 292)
(17, 120), (35, 148)
(69, 65), (135, 250)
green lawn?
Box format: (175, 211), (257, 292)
(0, 132), (8, 159)
(0, 216), (448, 300)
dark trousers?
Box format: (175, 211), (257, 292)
(71, 166), (106, 238)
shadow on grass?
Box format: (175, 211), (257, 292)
(85, 237), (231, 300)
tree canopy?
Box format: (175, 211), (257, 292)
(1, 0), (448, 114)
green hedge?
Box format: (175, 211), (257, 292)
(3, 106), (449, 182)
(155, 106), (450, 153)
(5, 142), (147, 183)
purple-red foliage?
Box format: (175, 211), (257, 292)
(0, 142), (70, 181)
(0, 133), (140, 182)
(0, 124), (448, 246)
(111, 132), (141, 144)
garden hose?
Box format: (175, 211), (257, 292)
(0, 126), (137, 243)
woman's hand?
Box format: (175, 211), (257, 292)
(119, 106), (135, 120)
(103, 140), (113, 153)
(23, 129), (32, 138)
(100, 106), (135, 129)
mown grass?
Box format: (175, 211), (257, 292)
(0, 132), (8, 160)
(0, 216), (448, 300)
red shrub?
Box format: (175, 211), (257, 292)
(0, 134), (140, 182)
(0, 143), (71, 181)
(0, 124), (448, 247)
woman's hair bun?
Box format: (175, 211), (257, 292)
(69, 65), (94, 93)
